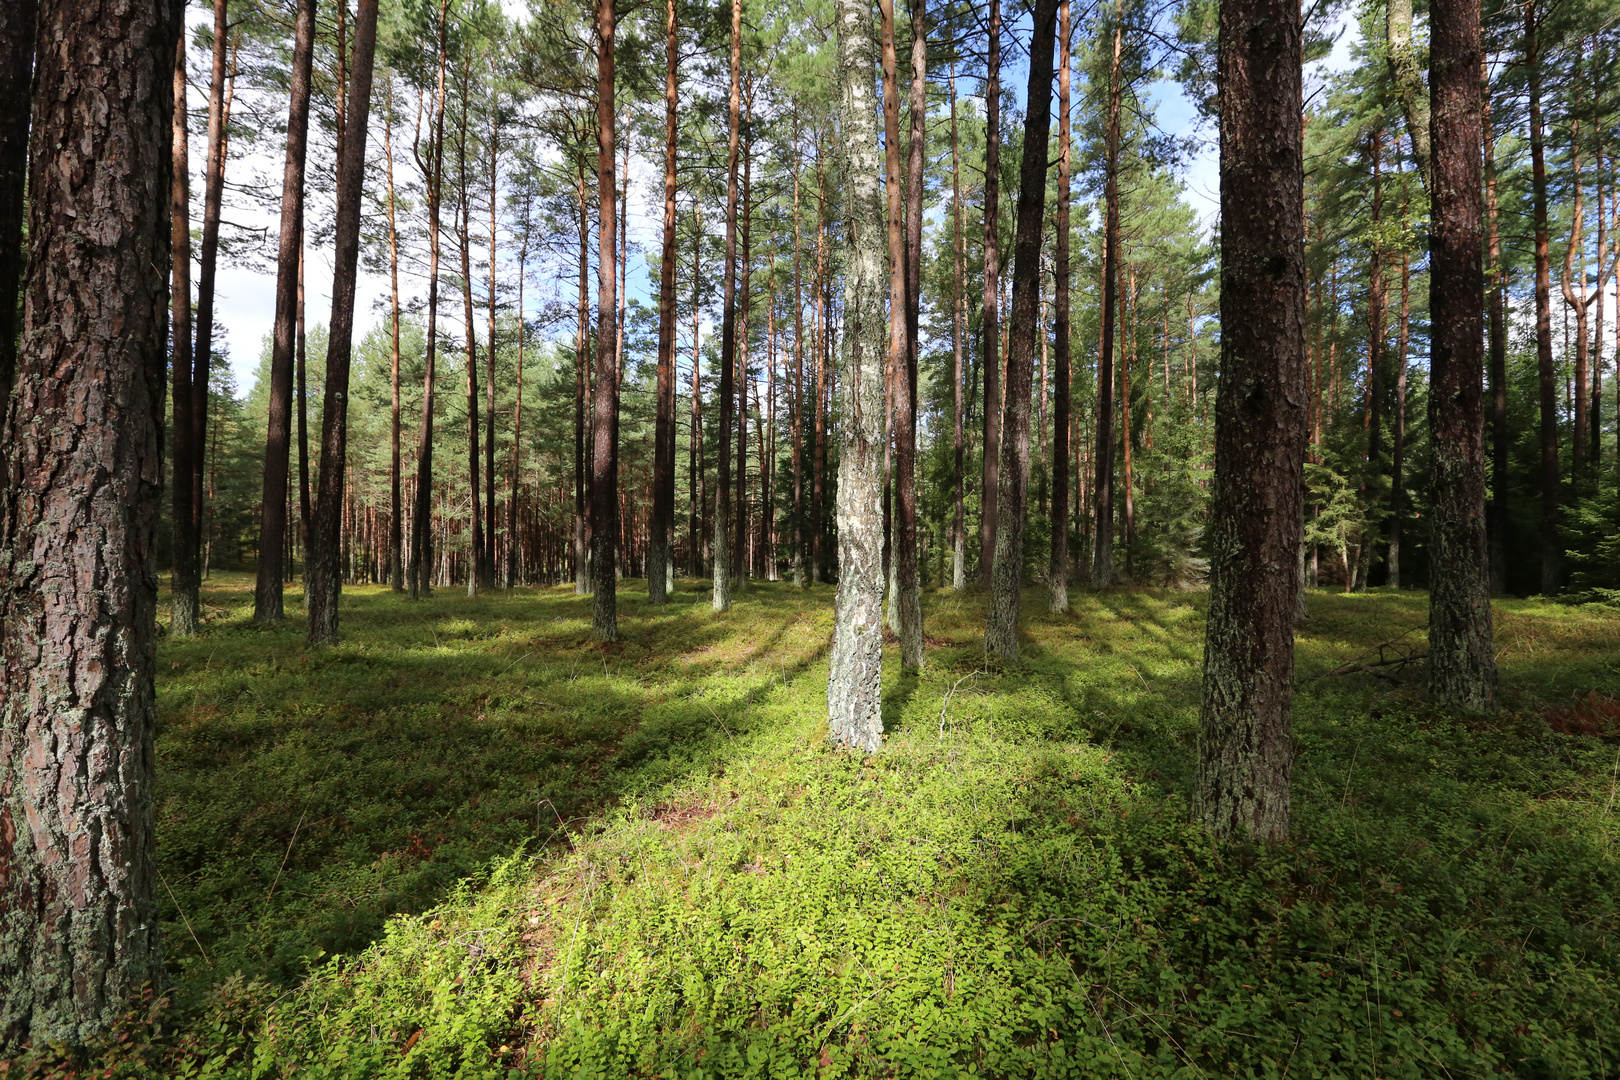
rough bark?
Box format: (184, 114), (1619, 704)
(0, 0), (35, 399)
(1427, 0), (1495, 708)
(1526, 0), (1558, 595)
(306, 0), (378, 646)
(253, 0), (317, 623)
(383, 79), (404, 592)
(880, 0), (923, 670)
(1198, 0), (1307, 841)
(828, 0), (887, 753)
(649, 0), (678, 604)
(985, 0), (1058, 659)
(1091, 25), (1122, 588)
(590, 0), (618, 640)
(977, 0), (1001, 591)
(1049, 0), (1072, 613)
(170, 33), (199, 636)
(713, 0), (741, 612)
(0, 0), (176, 1047)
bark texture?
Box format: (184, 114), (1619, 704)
(253, 0), (317, 623)
(1197, 0), (1307, 841)
(977, 0), (1001, 590)
(170, 33), (198, 636)
(306, 0), (378, 646)
(589, 0), (619, 640)
(0, 0), (35, 398)
(1384, 0), (1432, 193)
(1049, 0), (1072, 614)
(985, 0), (1057, 660)
(648, 0), (678, 605)
(828, 0), (887, 753)
(0, 0), (176, 1049)
(1426, 0), (1495, 708)
(1091, 25), (1122, 588)
(712, 0), (741, 612)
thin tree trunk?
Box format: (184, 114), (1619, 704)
(1198, 0), (1307, 840)
(254, 0), (318, 623)
(828, 0), (888, 751)
(689, 204), (704, 575)
(296, 242), (310, 600)
(0, 0), (35, 399)
(978, 0), (1002, 590)
(1527, 0), (1559, 595)
(986, 0), (1058, 660)
(949, 65), (967, 590)
(485, 84), (500, 585)
(171, 33), (199, 635)
(649, 0), (678, 601)
(1049, 0), (1072, 613)
(0, 0), (175, 1046)
(306, 0), (378, 646)
(1389, 246), (1409, 587)
(1092, 23), (1122, 588)
(735, 102), (752, 591)
(590, 0), (619, 638)
(812, 159), (829, 583)
(713, 0), (741, 610)
(384, 78), (404, 591)
(1558, 104), (1593, 481)
(508, 187), (530, 588)
(408, 0), (451, 602)
(454, 61), (483, 598)
(1426, 0), (1496, 706)
(791, 128), (807, 587)
(1484, 61), (1508, 594)
(575, 160), (590, 594)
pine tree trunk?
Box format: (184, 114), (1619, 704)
(1197, 0), (1307, 840)
(949, 66), (967, 591)
(791, 134), (807, 587)
(0, 0), (176, 1046)
(1484, 73), (1508, 594)
(689, 206), (704, 576)
(1427, 0), (1496, 707)
(1091, 24), (1122, 588)
(1385, 0), (1432, 193)
(649, 0), (678, 603)
(1049, 0), (1072, 613)
(828, 0), (888, 752)
(986, 0), (1059, 659)
(170, 33), (199, 636)
(734, 115), (752, 591)
(485, 91), (500, 586)
(306, 0), (378, 646)
(978, 0), (1002, 591)
(384, 79), (405, 592)
(590, 0), (619, 639)
(575, 162), (590, 594)
(1558, 108), (1591, 482)
(896, 0), (926, 662)
(1526, 0), (1559, 595)
(0, 0), (34, 399)
(455, 64), (483, 600)
(408, 0), (450, 602)
(254, 0), (317, 623)
(713, 0), (742, 611)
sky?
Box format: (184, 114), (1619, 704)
(202, 2), (1361, 396)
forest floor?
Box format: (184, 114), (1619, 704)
(41, 575), (1620, 1076)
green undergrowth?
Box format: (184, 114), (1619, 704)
(9, 580), (1620, 1077)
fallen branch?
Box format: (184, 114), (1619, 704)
(1316, 625), (1429, 681)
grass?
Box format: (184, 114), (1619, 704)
(11, 576), (1620, 1077)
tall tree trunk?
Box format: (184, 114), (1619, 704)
(384, 78), (404, 592)
(897, 0), (926, 657)
(485, 86), (500, 586)
(296, 243), (310, 599)
(1364, 131), (1385, 587)
(949, 65), (967, 590)
(1091, 23), (1122, 588)
(1526, 0), (1559, 595)
(650, 0), (678, 602)
(590, 0), (619, 639)
(791, 129), (807, 587)
(879, 0), (922, 669)
(985, 0), (1058, 660)
(1198, 0), (1307, 840)
(713, 0), (741, 611)
(978, 0), (1001, 590)
(408, 0), (451, 602)
(575, 159), (589, 594)
(456, 64), (483, 598)
(1388, 247), (1409, 587)
(828, 0), (887, 752)
(306, 0), (378, 646)
(509, 199), (527, 588)
(0, 0), (35, 399)
(734, 104), (752, 591)
(254, 0), (318, 623)
(171, 33), (199, 635)
(689, 204), (704, 575)
(0, 0), (176, 1047)
(1426, 0), (1496, 707)
(1484, 63), (1508, 594)
(1558, 106), (1592, 481)
(812, 159), (829, 583)
(1049, 0), (1072, 613)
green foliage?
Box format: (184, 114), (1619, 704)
(18, 582), (1619, 1078)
